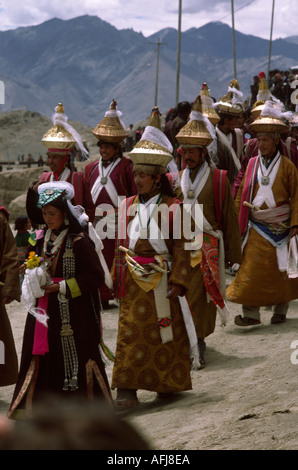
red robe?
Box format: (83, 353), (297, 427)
(85, 157), (137, 302)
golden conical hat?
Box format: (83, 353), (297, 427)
(251, 72), (271, 119)
(218, 79), (244, 115)
(42, 103), (76, 150)
(249, 100), (288, 134)
(129, 106), (173, 170)
(200, 83), (220, 125)
(175, 96), (214, 147)
(92, 99), (129, 143)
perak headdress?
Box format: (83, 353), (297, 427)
(92, 99), (129, 143)
(129, 106), (173, 174)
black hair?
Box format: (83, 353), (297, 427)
(177, 101), (192, 117)
(48, 195), (87, 235)
(147, 173), (175, 198)
(218, 113), (238, 127)
(14, 215), (28, 231)
(97, 141), (123, 158)
(26, 188), (87, 235)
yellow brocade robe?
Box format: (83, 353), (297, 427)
(227, 155), (298, 306)
(111, 194), (192, 394)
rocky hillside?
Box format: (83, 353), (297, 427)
(0, 109), (102, 220)
(0, 15), (297, 126)
(0, 109), (99, 163)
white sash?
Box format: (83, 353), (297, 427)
(216, 128), (241, 171)
(252, 152), (281, 208)
(249, 153), (289, 272)
(127, 195), (199, 350)
(181, 160), (210, 205)
(128, 195), (168, 253)
(90, 157), (121, 207)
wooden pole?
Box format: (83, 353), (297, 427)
(231, 0), (237, 79)
(176, 0), (182, 105)
(267, 0), (275, 84)
(149, 38), (167, 106)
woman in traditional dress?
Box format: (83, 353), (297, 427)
(9, 182), (112, 419)
(111, 108), (192, 409)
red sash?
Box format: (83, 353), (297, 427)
(32, 277), (63, 355)
(238, 156), (259, 236)
(200, 234), (224, 309)
(213, 169), (227, 231)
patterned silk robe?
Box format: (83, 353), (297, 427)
(111, 193), (192, 394)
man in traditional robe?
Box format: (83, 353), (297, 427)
(216, 79), (244, 185)
(38, 103), (95, 222)
(232, 75), (298, 198)
(173, 96), (242, 368)
(111, 108), (192, 409)
(85, 100), (137, 309)
(0, 207), (20, 387)
(227, 100), (298, 326)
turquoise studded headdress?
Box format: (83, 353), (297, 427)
(37, 182), (74, 208)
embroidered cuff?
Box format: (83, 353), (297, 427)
(66, 278), (82, 298)
(59, 280), (67, 295)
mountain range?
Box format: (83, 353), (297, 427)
(0, 15), (297, 128)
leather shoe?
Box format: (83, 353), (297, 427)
(234, 315), (261, 327)
(270, 314), (286, 324)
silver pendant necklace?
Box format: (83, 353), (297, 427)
(259, 154), (280, 186)
(100, 158), (117, 185)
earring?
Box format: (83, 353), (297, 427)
(64, 216), (69, 226)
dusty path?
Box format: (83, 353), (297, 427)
(1, 273), (298, 450)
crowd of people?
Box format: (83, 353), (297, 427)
(0, 72), (297, 448)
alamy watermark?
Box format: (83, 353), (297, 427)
(93, 197), (203, 250)
(0, 80), (4, 104)
(290, 340), (298, 364)
(291, 79), (298, 106)
(0, 340), (4, 365)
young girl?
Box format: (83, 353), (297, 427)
(9, 182), (113, 419)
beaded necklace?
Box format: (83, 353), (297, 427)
(59, 235), (78, 391)
(43, 228), (68, 265)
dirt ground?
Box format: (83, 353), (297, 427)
(1, 272), (298, 451)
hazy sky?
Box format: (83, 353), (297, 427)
(0, 0), (296, 40)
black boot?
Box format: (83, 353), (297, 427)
(197, 338), (206, 369)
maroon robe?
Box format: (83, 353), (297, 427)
(85, 157), (137, 303)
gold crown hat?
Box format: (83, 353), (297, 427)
(200, 83), (220, 125)
(251, 71), (272, 119)
(249, 99), (291, 135)
(175, 95), (215, 147)
(92, 99), (129, 143)
(128, 106), (173, 173)
(217, 79), (244, 115)
(42, 103), (89, 157)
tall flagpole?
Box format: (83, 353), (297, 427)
(231, 0), (237, 78)
(176, 0), (182, 106)
(267, 0), (275, 83)
(149, 37), (167, 106)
